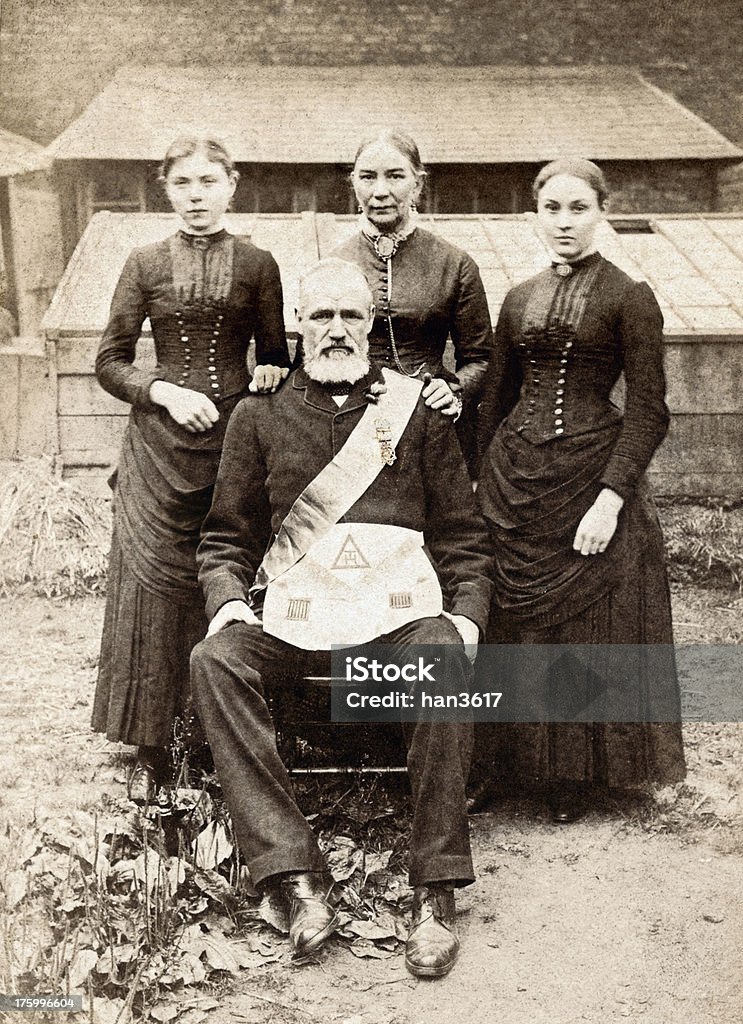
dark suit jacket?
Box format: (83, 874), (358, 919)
(197, 365), (493, 633)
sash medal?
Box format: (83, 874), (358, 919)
(375, 418), (397, 466)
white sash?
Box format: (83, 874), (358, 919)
(250, 369), (422, 602)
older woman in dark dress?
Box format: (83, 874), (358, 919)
(476, 159), (685, 821)
(92, 137), (291, 799)
(334, 129), (492, 465)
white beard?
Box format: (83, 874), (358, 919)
(304, 350), (370, 384)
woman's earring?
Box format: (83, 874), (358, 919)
(357, 204), (363, 214)
(410, 201), (418, 213)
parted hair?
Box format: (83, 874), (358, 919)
(532, 158), (609, 207)
(352, 128), (427, 183)
(158, 136), (239, 184)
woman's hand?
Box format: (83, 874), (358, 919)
(249, 364), (289, 393)
(206, 599), (261, 637)
(149, 381), (219, 432)
(573, 487), (624, 556)
(422, 376), (463, 419)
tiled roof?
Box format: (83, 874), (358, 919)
(43, 211), (743, 338)
(48, 65), (742, 164)
(0, 127), (50, 176)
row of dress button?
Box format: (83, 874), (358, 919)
(208, 312), (224, 398)
(517, 341), (536, 433)
(176, 312), (190, 386)
(174, 311), (224, 398)
(516, 337), (572, 436)
(554, 339), (572, 435)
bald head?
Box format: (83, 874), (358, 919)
(297, 258), (375, 385)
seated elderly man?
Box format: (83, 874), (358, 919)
(191, 257), (492, 978)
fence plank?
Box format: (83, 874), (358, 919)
(650, 413), (743, 494)
(56, 334), (155, 374)
(59, 414), (127, 456)
(664, 341), (743, 413)
(0, 351), (21, 457)
(59, 375), (129, 416)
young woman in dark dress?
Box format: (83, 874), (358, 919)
(476, 159), (685, 821)
(92, 137), (291, 800)
(334, 129), (492, 465)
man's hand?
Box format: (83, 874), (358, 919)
(573, 487), (624, 556)
(249, 364), (290, 393)
(444, 613), (480, 663)
(206, 599), (261, 637)
(149, 381), (219, 432)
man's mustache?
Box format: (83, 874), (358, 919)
(316, 340), (363, 356)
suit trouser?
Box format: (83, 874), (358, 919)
(191, 614), (475, 889)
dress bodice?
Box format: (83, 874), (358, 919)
(333, 227), (492, 399)
(505, 254), (622, 441)
(96, 229), (289, 410)
(149, 302), (253, 402)
(478, 254), (670, 500)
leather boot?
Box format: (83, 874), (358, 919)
(127, 746), (168, 805)
(279, 872), (339, 958)
(466, 778), (498, 815)
(405, 883), (460, 978)
(548, 781), (588, 824)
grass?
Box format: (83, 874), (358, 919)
(658, 502), (743, 591)
(0, 458), (111, 598)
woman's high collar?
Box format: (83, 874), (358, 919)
(358, 210), (419, 243)
(177, 226), (230, 247)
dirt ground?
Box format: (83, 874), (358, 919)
(1, 584), (742, 1024)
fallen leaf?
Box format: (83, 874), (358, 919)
(96, 943), (136, 976)
(187, 896), (209, 916)
(363, 850), (392, 884)
(194, 821), (233, 870)
(348, 939), (395, 960)
(91, 998), (130, 1024)
(237, 865), (257, 896)
(190, 999), (220, 1010)
(178, 951), (207, 987)
(327, 841), (364, 882)
(17, 833), (40, 866)
(346, 918), (397, 941)
(256, 891), (289, 934)
(192, 868), (236, 909)
(58, 896), (86, 914)
(70, 838), (96, 868)
(150, 1002), (179, 1022)
(201, 933), (240, 974)
(3, 870), (28, 909)
(68, 947), (99, 988)
(114, 850), (185, 895)
(230, 942), (283, 969)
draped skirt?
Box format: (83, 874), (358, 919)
(92, 397), (241, 746)
(476, 423), (685, 789)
